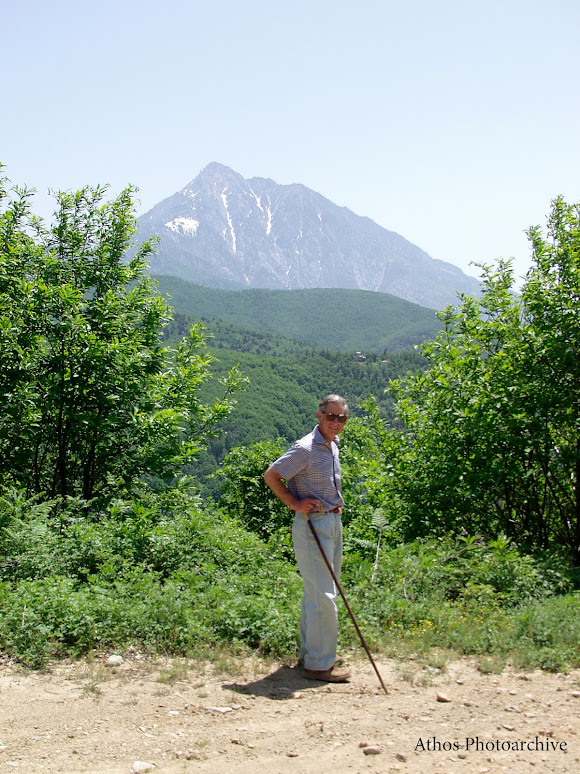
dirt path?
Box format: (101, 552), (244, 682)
(1, 654), (579, 773)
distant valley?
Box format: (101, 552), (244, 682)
(157, 276), (435, 494)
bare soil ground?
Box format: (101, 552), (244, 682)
(1, 653), (579, 774)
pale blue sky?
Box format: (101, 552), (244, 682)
(3, 0), (579, 286)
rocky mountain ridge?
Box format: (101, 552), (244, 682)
(138, 162), (480, 310)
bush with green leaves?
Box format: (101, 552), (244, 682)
(342, 532), (576, 608)
(1, 483), (579, 671)
(341, 533), (580, 671)
(216, 438), (291, 537)
(0, 481), (302, 666)
(338, 397), (407, 555)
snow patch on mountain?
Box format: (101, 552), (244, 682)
(265, 195), (273, 236)
(164, 217), (199, 236)
(220, 187), (237, 253)
(249, 188), (264, 212)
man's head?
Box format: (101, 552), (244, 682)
(317, 394), (348, 442)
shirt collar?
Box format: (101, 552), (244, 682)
(314, 425), (340, 446)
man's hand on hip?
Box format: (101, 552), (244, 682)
(294, 498), (322, 515)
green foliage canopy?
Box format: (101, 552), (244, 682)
(384, 197), (580, 557)
(217, 438), (291, 537)
(0, 174), (244, 501)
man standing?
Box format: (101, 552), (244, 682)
(264, 394), (351, 683)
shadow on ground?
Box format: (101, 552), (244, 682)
(222, 664), (327, 700)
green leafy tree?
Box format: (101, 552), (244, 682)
(339, 397), (406, 553)
(390, 265), (524, 538)
(523, 198), (580, 553)
(0, 173), (244, 500)
(386, 197), (580, 558)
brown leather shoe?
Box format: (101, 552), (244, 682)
(301, 666), (351, 683)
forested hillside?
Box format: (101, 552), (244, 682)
(160, 313), (427, 494)
(154, 275), (444, 352)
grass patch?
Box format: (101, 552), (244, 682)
(477, 656), (506, 674)
(157, 658), (190, 684)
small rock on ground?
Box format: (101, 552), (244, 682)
(132, 761), (155, 773)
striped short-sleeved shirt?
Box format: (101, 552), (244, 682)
(271, 425), (344, 512)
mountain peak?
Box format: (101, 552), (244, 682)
(138, 165), (480, 309)
(182, 162), (244, 189)
(199, 161), (237, 177)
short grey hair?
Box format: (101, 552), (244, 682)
(319, 394), (348, 413)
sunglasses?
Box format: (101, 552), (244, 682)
(323, 412), (348, 424)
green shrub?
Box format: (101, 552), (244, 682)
(0, 481), (303, 666)
(1, 481), (579, 672)
(340, 533), (580, 671)
(217, 438), (291, 537)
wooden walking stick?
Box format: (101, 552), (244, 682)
(307, 517), (389, 695)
